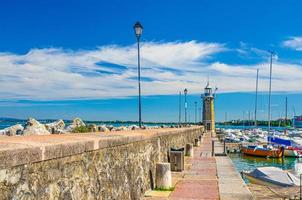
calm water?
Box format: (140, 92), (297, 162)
(229, 153), (302, 182)
(0, 119), (178, 129)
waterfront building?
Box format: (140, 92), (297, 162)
(202, 81), (216, 135)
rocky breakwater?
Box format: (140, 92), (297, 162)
(23, 118), (51, 135)
(0, 117), (193, 136)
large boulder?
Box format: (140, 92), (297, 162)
(88, 124), (97, 132)
(97, 125), (110, 132)
(0, 124), (24, 136)
(23, 118), (50, 135)
(66, 118), (86, 132)
(45, 120), (66, 134)
(113, 126), (128, 131)
(129, 125), (140, 130)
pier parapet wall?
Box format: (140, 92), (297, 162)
(0, 126), (203, 200)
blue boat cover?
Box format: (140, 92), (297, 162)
(268, 136), (292, 146)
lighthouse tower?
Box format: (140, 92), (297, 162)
(202, 81), (216, 135)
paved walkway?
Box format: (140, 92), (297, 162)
(145, 132), (254, 200)
(169, 132), (219, 200)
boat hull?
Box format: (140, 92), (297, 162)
(243, 172), (283, 187)
(284, 149), (301, 157)
(242, 146), (283, 158)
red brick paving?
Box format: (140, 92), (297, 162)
(169, 132), (219, 200)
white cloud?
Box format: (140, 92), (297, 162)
(282, 37), (302, 51)
(0, 40), (302, 101)
(0, 41), (224, 100)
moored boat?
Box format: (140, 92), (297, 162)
(242, 167), (300, 187)
(284, 146), (302, 157)
(242, 145), (284, 158)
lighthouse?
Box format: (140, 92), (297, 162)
(202, 81), (216, 136)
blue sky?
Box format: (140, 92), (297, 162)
(0, 0), (302, 122)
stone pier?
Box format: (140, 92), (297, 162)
(0, 127), (203, 200)
(145, 132), (254, 200)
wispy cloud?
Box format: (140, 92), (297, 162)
(282, 37), (302, 51)
(0, 40), (302, 101)
(0, 41), (224, 100)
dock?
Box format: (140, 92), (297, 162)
(144, 132), (254, 199)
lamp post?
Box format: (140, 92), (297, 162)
(184, 89), (188, 123)
(134, 22), (143, 128)
(194, 101), (197, 124)
(179, 91), (181, 124)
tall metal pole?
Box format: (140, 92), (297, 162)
(242, 111), (245, 129)
(179, 92), (181, 124)
(224, 112), (227, 127)
(184, 89), (188, 123)
(285, 96), (288, 126)
(137, 37), (142, 128)
(199, 107), (201, 122)
(248, 110), (251, 126)
(254, 69), (259, 127)
(194, 101), (197, 123)
(268, 51), (274, 132)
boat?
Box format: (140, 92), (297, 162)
(267, 136), (302, 157)
(284, 146), (302, 157)
(241, 145), (284, 158)
(242, 167), (300, 187)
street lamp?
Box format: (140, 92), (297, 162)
(184, 89), (188, 123)
(134, 22), (143, 128)
(194, 101), (197, 124)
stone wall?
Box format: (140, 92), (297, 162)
(0, 127), (203, 200)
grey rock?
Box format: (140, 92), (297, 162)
(98, 125), (110, 132)
(45, 120), (66, 134)
(0, 124), (24, 136)
(66, 118), (86, 132)
(129, 125), (140, 130)
(23, 118), (50, 135)
(88, 124), (97, 132)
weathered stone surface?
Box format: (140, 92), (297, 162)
(23, 118), (50, 135)
(113, 126), (129, 131)
(0, 124), (24, 136)
(45, 120), (66, 134)
(155, 162), (172, 189)
(185, 143), (194, 157)
(0, 127), (203, 200)
(98, 125), (110, 132)
(130, 125), (140, 130)
(66, 118), (86, 132)
(88, 124), (97, 132)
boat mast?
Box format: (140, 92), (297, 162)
(268, 51), (275, 132)
(285, 96), (288, 126)
(254, 69), (259, 127)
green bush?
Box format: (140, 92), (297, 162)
(73, 125), (90, 133)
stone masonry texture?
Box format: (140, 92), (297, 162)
(0, 127), (203, 200)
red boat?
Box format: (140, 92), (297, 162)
(242, 145), (284, 158)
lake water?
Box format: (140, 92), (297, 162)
(0, 119), (178, 129)
(228, 153), (302, 182)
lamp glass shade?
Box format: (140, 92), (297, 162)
(134, 22), (143, 37)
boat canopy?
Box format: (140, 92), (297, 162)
(268, 136), (292, 146)
(248, 167), (300, 187)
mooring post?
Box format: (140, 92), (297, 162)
(185, 143), (194, 157)
(194, 138), (200, 147)
(155, 162), (172, 189)
(212, 140), (215, 157)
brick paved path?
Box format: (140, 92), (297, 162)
(169, 132), (219, 200)
(145, 132), (219, 200)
